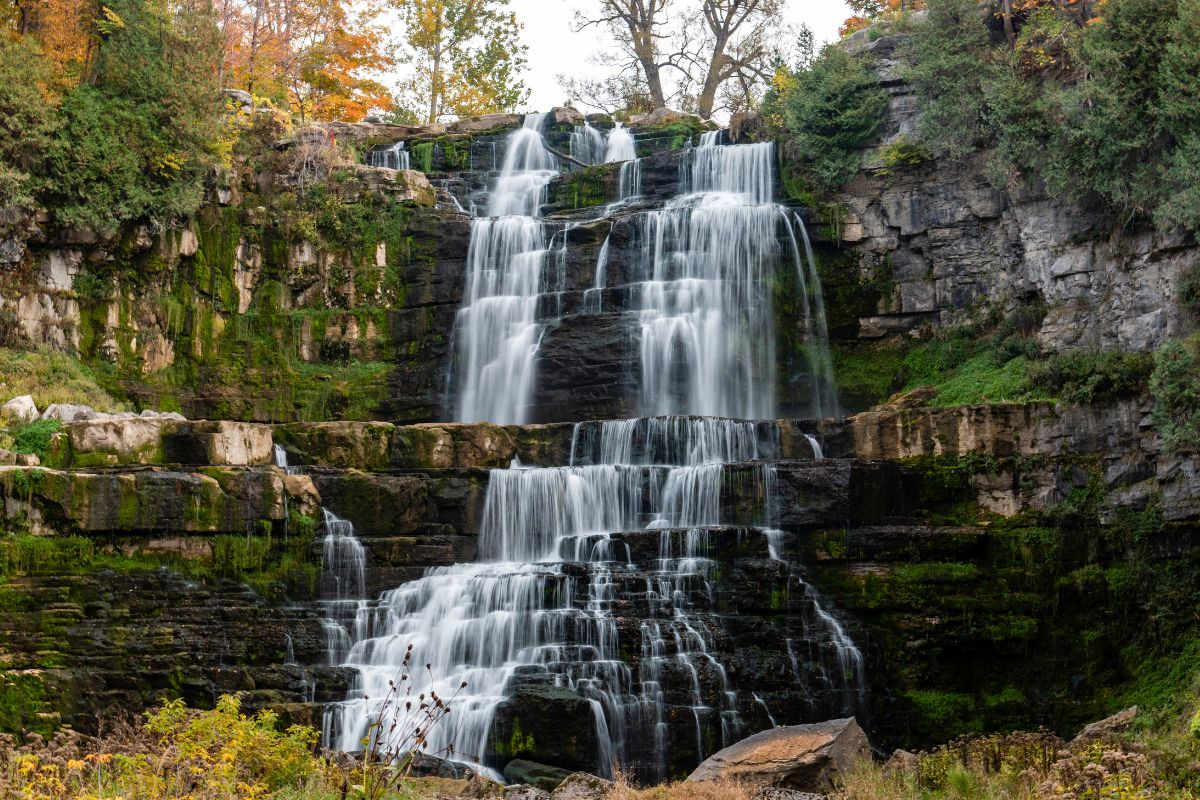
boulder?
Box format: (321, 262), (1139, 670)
(1072, 706), (1138, 746)
(0, 449), (14, 465)
(550, 107), (584, 127)
(42, 403), (99, 422)
(549, 773), (613, 800)
(686, 718), (869, 792)
(15, 453), (40, 467)
(65, 417), (168, 466)
(161, 421), (274, 466)
(1, 395), (38, 424)
(489, 685), (604, 775)
(406, 750), (475, 779)
(504, 759), (572, 790)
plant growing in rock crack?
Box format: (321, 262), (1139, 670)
(357, 642), (467, 800)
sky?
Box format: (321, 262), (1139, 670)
(508, 0), (853, 113)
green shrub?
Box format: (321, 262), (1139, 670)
(1028, 350), (1153, 405)
(38, 0), (224, 232)
(764, 46), (889, 196)
(12, 419), (62, 460)
(1150, 335), (1200, 452)
(905, 0), (1200, 237)
(0, 37), (58, 208)
(903, 0), (996, 160)
(878, 135), (931, 174)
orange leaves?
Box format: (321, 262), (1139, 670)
(218, 0), (394, 121)
(840, 0), (927, 39)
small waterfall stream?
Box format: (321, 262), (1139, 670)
(326, 116), (858, 780)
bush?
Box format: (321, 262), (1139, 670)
(904, 0), (997, 160)
(36, 0), (224, 232)
(764, 46), (889, 196)
(906, 0), (1200, 237)
(0, 37), (58, 207)
(12, 420), (61, 460)
(1150, 335), (1200, 452)
(1028, 350), (1154, 405)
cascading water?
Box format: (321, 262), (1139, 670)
(325, 117), (860, 781)
(453, 114), (558, 424)
(324, 417), (776, 781)
(605, 123), (636, 163)
(367, 141), (411, 171)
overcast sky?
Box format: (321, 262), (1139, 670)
(509, 0), (852, 112)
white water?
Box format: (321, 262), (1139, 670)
(326, 120), (860, 779)
(367, 141), (410, 171)
(453, 114), (558, 424)
(324, 417), (776, 779)
(605, 123), (637, 163)
(570, 120), (608, 165)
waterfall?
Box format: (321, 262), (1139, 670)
(453, 114), (558, 424)
(605, 122), (636, 163)
(367, 141), (410, 171)
(324, 417), (781, 781)
(570, 119), (608, 165)
(326, 119), (862, 782)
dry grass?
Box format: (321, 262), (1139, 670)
(0, 347), (125, 412)
(605, 769), (756, 800)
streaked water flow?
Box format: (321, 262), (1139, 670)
(325, 121), (860, 780)
(453, 114), (557, 424)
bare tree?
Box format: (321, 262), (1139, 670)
(572, 0), (677, 109)
(683, 0), (783, 119)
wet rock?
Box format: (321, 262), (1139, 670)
(489, 686), (605, 775)
(393, 423), (516, 469)
(503, 759), (572, 790)
(1, 395), (38, 424)
(407, 751), (476, 779)
(549, 773), (613, 800)
(686, 718), (869, 791)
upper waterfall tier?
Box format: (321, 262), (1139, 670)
(448, 118), (836, 424)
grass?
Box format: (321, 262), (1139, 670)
(0, 347), (127, 412)
(831, 309), (1154, 412)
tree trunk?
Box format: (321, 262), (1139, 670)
(1002, 0), (1015, 46)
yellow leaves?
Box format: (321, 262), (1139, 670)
(97, 5), (126, 35)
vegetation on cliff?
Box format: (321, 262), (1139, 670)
(768, 0), (1200, 236)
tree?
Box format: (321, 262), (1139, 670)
(571, 0), (674, 110)
(685, 0), (784, 118)
(217, 0), (393, 120)
(392, 0), (528, 124)
(41, 0), (227, 230)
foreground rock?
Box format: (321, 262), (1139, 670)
(1, 395), (38, 423)
(686, 718), (869, 792)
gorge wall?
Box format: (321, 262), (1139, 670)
(0, 37), (1197, 784)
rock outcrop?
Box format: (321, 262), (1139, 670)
(687, 718), (869, 791)
(819, 33), (1197, 352)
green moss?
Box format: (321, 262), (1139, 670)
(0, 672), (56, 738)
(410, 141), (434, 173)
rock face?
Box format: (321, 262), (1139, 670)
(820, 33), (1197, 352)
(687, 718), (869, 791)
